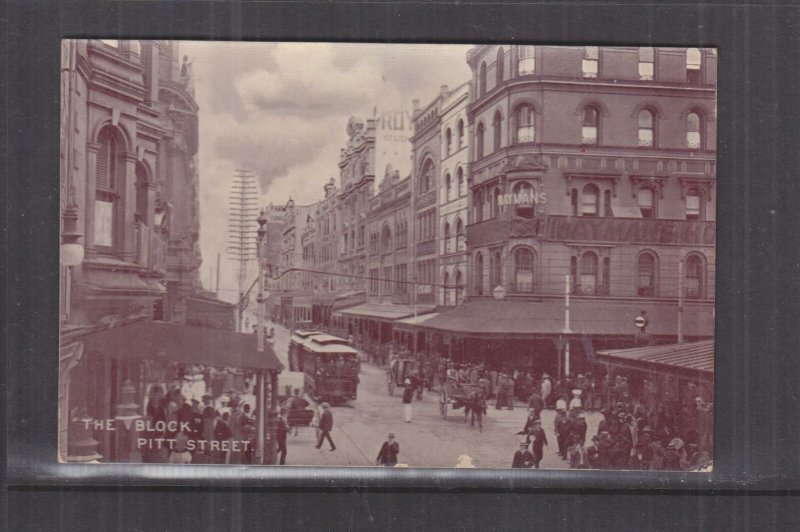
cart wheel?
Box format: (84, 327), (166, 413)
(439, 392), (447, 419)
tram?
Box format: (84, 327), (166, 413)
(290, 332), (360, 404)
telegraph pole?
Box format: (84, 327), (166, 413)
(227, 168), (258, 332)
(255, 209), (268, 464)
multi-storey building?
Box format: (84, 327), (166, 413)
(416, 46), (717, 376)
(275, 198), (316, 328)
(437, 82), (470, 307)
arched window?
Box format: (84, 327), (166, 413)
(479, 62), (487, 97)
(638, 186), (656, 218)
(638, 108), (655, 147)
(473, 189), (483, 223)
(685, 253), (706, 299)
(474, 253), (484, 295)
(685, 187), (705, 220)
(457, 167), (465, 197)
(476, 122), (485, 159)
(496, 47), (505, 85)
(571, 188), (579, 216)
(445, 128), (452, 156)
(518, 45), (535, 75)
(457, 119), (465, 149)
(515, 104), (535, 143)
(493, 111), (503, 151)
(687, 111), (703, 149)
(604, 189), (613, 217)
(686, 48), (702, 84)
(135, 162), (149, 226)
(512, 181), (536, 219)
(582, 106), (599, 144)
(95, 126), (124, 249)
(492, 187), (501, 218)
(602, 257), (611, 295)
(443, 270), (451, 306)
(492, 250), (503, 289)
(455, 269), (464, 304)
(581, 184), (600, 216)
(444, 172), (452, 201)
(580, 252), (599, 294)
(455, 217), (465, 251)
(513, 247), (534, 293)
(637, 252), (657, 297)
(381, 224), (392, 253)
(443, 220), (451, 253)
(419, 158), (434, 193)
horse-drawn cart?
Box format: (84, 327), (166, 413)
(439, 380), (484, 419)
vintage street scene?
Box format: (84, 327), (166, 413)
(59, 41), (715, 471)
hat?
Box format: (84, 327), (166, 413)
(533, 419), (542, 425)
(572, 389), (582, 396)
(542, 373), (550, 379)
(388, 432), (396, 438)
(642, 426), (654, 433)
(404, 378), (411, 385)
(321, 402), (330, 408)
(202, 394), (213, 401)
(519, 441), (529, 447)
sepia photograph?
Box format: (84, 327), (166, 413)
(58, 41), (716, 471)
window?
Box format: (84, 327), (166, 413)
(457, 167), (465, 196)
(571, 189), (579, 216)
(369, 268), (380, 293)
(580, 252), (598, 294)
(383, 266), (393, 293)
(582, 46), (599, 78)
(454, 269), (464, 304)
(570, 256), (578, 293)
(639, 47), (654, 80)
(687, 111), (702, 149)
(474, 253), (484, 295)
(135, 163), (149, 226)
(686, 48), (702, 84)
(474, 189), (483, 222)
(512, 181), (536, 219)
(455, 217), (466, 251)
(493, 111), (502, 152)
(603, 189), (613, 217)
(581, 184), (600, 216)
(518, 45), (535, 75)
(457, 119), (465, 149)
(492, 187), (501, 218)
(492, 251), (503, 288)
(419, 159), (434, 193)
(638, 187), (656, 218)
(396, 263), (408, 293)
(582, 106), (599, 144)
(476, 122), (485, 159)
(685, 254), (705, 298)
(496, 47), (505, 85)
(443, 221), (451, 253)
(442, 271), (451, 306)
(444, 173), (452, 201)
(417, 210), (436, 242)
(95, 126), (123, 249)
(638, 109), (655, 147)
(513, 248), (534, 293)
(637, 252), (657, 297)
(381, 224), (392, 253)
(602, 257), (611, 296)
(685, 188), (704, 220)
(479, 62), (487, 97)
(445, 128), (452, 156)
(515, 104), (535, 143)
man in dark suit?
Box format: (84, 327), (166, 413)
(376, 433), (400, 466)
(315, 403), (336, 451)
(512, 441), (535, 468)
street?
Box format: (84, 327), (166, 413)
(266, 323), (602, 469)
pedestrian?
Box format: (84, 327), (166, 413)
(315, 403), (336, 451)
(455, 454), (476, 468)
(402, 379), (414, 423)
(470, 390), (486, 431)
(213, 412), (232, 464)
(569, 389), (583, 412)
(554, 407), (569, 458)
(517, 408), (540, 440)
(168, 431), (193, 464)
(276, 413), (289, 465)
(586, 435), (601, 469)
(527, 389), (543, 415)
(512, 441), (535, 468)
(567, 433), (588, 469)
(541, 374), (552, 409)
(529, 419), (548, 468)
(571, 411), (588, 445)
(376, 433), (400, 466)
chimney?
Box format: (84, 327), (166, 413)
(440, 84), (449, 97)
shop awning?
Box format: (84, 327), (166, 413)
(334, 303), (436, 321)
(83, 321), (283, 371)
(596, 339), (713, 376)
(417, 299), (714, 338)
(80, 269), (166, 295)
(393, 313), (440, 331)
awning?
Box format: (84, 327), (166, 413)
(79, 269), (165, 295)
(393, 313), (440, 331)
(335, 303), (436, 321)
(83, 321), (283, 371)
(417, 299), (714, 338)
(596, 339), (713, 376)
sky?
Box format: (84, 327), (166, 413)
(181, 41), (473, 303)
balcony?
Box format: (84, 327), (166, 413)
(544, 215), (715, 245)
(135, 222), (167, 275)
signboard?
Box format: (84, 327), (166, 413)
(634, 314), (648, 329)
(374, 106), (414, 181)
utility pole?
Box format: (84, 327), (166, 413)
(562, 274), (572, 379)
(678, 258), (685, 343)
(255, 209), (268, 464)
(227, 168), (258, 332)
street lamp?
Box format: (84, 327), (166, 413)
(254, 208), (268, 464)
(60, 202), (84, 267)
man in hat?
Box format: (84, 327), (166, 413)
(570, 411), (588, 445)
(402, 379), (414, 422)
(315, 403), (336, 451)
(567, 432), (588, 469)
(554, 406), (570, 458)
(528, 418), (548, 468)
(517, 408), (541, 440)
(569, 389), (583, 412)
(586, 435), (601, 469)
(541, 374), (552, 409)
(276, 413), (289, 465)
(512, 441), (535, 469)
(376, 433), (400, 466)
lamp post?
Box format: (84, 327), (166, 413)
(254, 209), (268, 464)
(60, 200), (84, 322)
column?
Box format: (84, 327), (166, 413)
(121, 152), (139, 262)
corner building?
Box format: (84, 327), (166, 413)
(419, 46), (717, 375)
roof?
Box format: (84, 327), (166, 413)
(393, 313), (440, 329)
(335, 303), (437, 321)
(417, 299), (714, 338)
(596, 340), (714, 375)
(301, 336), (358, 354)
(82, 321), (283, 371)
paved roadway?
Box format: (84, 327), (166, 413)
(267, 322), (602, 469)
